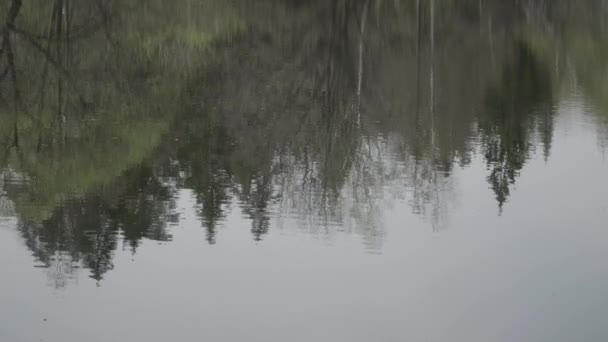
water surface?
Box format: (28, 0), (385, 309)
(1, 1), (608, 341)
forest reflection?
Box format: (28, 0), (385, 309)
(0, 0), (607, 285)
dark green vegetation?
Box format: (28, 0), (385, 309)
(0, 0), (607, 284)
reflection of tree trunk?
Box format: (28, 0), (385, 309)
(7, 41), (19, 148)
(478, 0), (484, 34)
(356, 0), (370, 127)
(555, 43), (559, 77)
(430, 0), (435, 149)
(415, 0), (422, 127)
(38, 7), (58, 112)
(429, 0), (441, 231)
(488, 15), (495, 70)
(55, 0), (67, 145)
(413, 0), (422, 189)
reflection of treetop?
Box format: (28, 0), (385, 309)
(0, 0), (605, 286)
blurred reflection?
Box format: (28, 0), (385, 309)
(0, 0), (607, 286)
(481, 41), (555, 209)
(13, 164), (175, 286)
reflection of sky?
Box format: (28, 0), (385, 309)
(1, 89), (607, 341)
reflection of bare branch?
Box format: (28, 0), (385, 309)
(0, 0), (22, 102)
(0, 1), (24, 149)
(0, 0), (22, 58)
(11, 24), (91, 118)
(12, 21), (108, 43)
(12, 28), (73, 81)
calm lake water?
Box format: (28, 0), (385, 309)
(1, 1), (608, 341)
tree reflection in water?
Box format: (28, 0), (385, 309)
(0, 0), (606, 286)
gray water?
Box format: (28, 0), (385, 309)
(1, 1), (608, 341)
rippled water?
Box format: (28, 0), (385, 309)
(1, 1), (608, 341)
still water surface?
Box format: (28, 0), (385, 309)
(1, 1), (608, 341)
